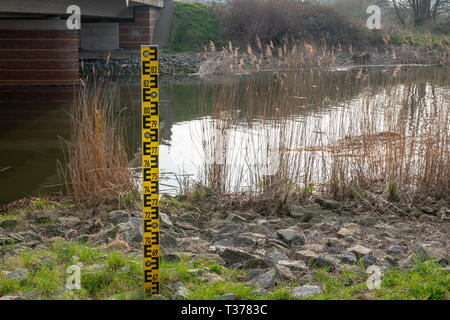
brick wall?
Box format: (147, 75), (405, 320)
(0, 29), (79, 86)
(119, 6), (159, 49)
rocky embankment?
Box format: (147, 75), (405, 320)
(80, 45), (448, 80)
(80, 52), (208, 80)
(1, 197), (448, 299)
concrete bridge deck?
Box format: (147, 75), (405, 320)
(0, 0), (166, 86)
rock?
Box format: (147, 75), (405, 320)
(387, 245), (408, 255)
(160, 212), (173, 227)
(0, 296), (26, 300)
(276, 229), (305, 245)
(188, 269), (205, 277)
(310, 230), (321, 240)
(161, 234), (178, 248)
(246, 223), (269, 234)
(228, 213), (248, 223)
(312, 255), (337, 271)
(196, 55), (232, 77)
(57, 216), (81, 228)
(29, 256), (54, 273)
(124, 226), (143, 243)
(381, 256), (399, 267)
(173, 281), (189, 300)
(275, 264), (296, 281)
(348, 245), (372, 258)
(289, 204), (321, 222)
(295, 249), (319, 264)
(85, 264), (107, 274)
(421, 206), (435, 215)
(398, 255), (414, 269)
(277, 260), (308, 272)
(341, 252), (357, 265)
(415, 244), (448, 265)
(161, 253), (181, 263)
(235, 234), (257, 247)
(219, 247), (269, 267)
(78, 234), (90, 242)
(327, 238), (345, 248)
(39, 225), (65, 238)
(107, 210), (130, 224)
(4, 268), (29, 282)
(352, 52), (371, 64)
(328, 246), (343, 254)
(356, 214), (378, 227)
(0, 219), (18, 231)
(65, 229), (77, 240)
(174, 221), (199, 231)
(315, 198), (341, 209)
(216, 293), (235, 300)
(249, 269), (277, 288)
(362, 254), (377, 268)
(245, 258), (274, 269)
(200, 272), (224, 284)
(337, 223), (360, 238)
(266, 250), (289, 263)
(291, 285), (322, 298)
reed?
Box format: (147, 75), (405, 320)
(193, 42), (449, 211)
(58, 73), (138, 207)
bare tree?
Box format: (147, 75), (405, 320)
(392, 0), (450, 26)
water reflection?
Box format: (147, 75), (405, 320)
(0, 66), (448, 203)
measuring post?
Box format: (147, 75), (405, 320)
(141, 45), (160, 296)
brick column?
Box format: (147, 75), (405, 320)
(119, 6), (158, 49)
(0, 26), (79, 86)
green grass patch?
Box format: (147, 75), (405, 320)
(389, 32), (450, 47)
(0, 239), (448, 300)
(308, 260), (449, 300)
(167, 2), (227, 52)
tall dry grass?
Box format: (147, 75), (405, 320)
(58, 73), (138, 207)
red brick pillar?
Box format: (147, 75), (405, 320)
(0, 29), (79, 86)
(119, 6), (158, 49)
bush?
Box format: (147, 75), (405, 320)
(223, 0), (364, 45)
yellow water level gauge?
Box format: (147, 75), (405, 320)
(141, 45), (160, 296)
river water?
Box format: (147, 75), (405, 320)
(0, 65), (448, 204)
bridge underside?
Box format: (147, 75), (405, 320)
(0, 0), (162, 86)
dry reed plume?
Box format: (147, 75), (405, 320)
(58, 73), (138, 207)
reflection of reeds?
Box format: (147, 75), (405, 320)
(58, 74), (138, 207)
(195, 63), (449, 208)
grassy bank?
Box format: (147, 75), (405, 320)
(165, 0), (449, 53)
(166, 1), (227, 52)
(1, 239), (448, 300)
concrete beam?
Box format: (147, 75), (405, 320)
(132, 0), (165, 8)
(0, 0), (137, 19)
(0, 19), (68, 30)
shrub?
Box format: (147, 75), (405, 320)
(223, 0), (364, 45)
